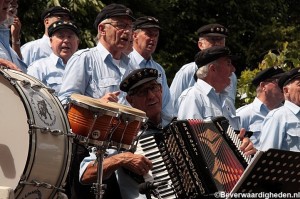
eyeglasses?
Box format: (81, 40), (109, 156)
(130, 84), (161, 97)
(104, 22), (133, 30)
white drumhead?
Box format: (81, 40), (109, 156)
(0, 74), (29, 188)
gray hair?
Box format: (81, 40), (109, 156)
(196, 60), (218, 79)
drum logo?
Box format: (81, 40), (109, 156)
(91, 130), (101, 139)
(21, 189), (42, 199)
(30, 92), (56, 126)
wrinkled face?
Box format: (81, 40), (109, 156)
(262, 78), (284, 103)
(0, 0), (12, 23)
(212, 57), (233, 92)
(283, 78), (300, 106)
(198, 36), (226, 50)
(100, 16), (133, 53)
(50, 29), (79, 64)
(126, 80), (162, 122)
(133, 28), (159, 59)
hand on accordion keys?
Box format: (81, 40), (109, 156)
(237, 128), (257, 156)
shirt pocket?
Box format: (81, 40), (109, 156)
(249, 122), (262, 134)
(286, 122), (300, 137)
(46, 76), (63, 94)
(93, 77), (120, 96)
(46, 76), (62, 88)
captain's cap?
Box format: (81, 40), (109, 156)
(48, 20), (80, 37)
(41, 6), (73, 21)
(252, 66), (285, 87)
(278, 67), (300, 89)
(94, 3), (134, 29)
(120, 68), (159, 92)
(197, 23), (228, 37)
(133, 16), (161, 30)
(195, 46), (231, 68)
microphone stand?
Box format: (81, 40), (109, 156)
(92, 146), (107, 199)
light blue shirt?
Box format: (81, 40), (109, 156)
(236, 97), (271, 147)
(177, 79), (240, 130)
(0, 26), (27, 72)
(259, 100), (300, 152)
(58, 43), (132, 105)
(27, 53), (65, 95)
(21, 35), (52, 66)
(170, 62), (197, 112)
(170, 61), (237, 112)
(128, 49), (175, 124)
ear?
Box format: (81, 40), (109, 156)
(197, 39), (203, 50)
(208, 63), (216, 72)
(283, 85), (289, 95)
(259, 82), (267, 90)
(98, 24), (106, 35)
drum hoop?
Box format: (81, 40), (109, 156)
(107, 102), (147, 120)
(0, 69), (72, 197)
(70, 94), (120, 117)
(119, 111), (148, 123)
(70, 99), (119, 117)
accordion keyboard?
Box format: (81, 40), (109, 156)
(135, 134), (177, 199)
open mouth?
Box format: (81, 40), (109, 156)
(148, 101), (158, 107)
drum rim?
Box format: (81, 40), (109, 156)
(70, 93), (120, 114)
(107, 102), (147, 118)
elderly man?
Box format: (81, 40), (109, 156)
(80, 68), (164, 199)
(237, 66), (284, 146)
(27, 20), (80, 95)
(128, 16), (174, 125)
(21, 6), (73, 65)
(58, 3), (134, 106)
(177, 46), (256, 156)
(259, 67), (300, 152)
(170, 23), (237, 112)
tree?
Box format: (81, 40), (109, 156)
(18, 0), (300, 99)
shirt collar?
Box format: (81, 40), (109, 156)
(131, 49), (153, 65)
(252, 97), (269, 112)
(50, 53), (65, 68)
(96, 42), (130, 65)
(284, 100), (300, 115)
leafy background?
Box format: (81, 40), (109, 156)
(17, 0), (300, 107)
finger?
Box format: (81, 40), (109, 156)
(238, 128), (246, 140)
(239, 137), (249, 152)
(113, 91), (120, 96)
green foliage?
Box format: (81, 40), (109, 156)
(236, 42), (300, 108)
(17, 0), (300, 97)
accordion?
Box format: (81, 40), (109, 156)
(135, 116), (252, 199)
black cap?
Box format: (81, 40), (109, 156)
(278, 67), (300, 89)
(94, 3), (134, 29)
(41, 6), (73, 21)
(195, 46), (231, 68)
(133, 16), (161, 30)
(48, 20), (80, 37)
(197, 23), (228, 37)
(120, 68), (159, 92)
(252, 66), (285, 87)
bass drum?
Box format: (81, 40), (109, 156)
(0, 68), (72, 199)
